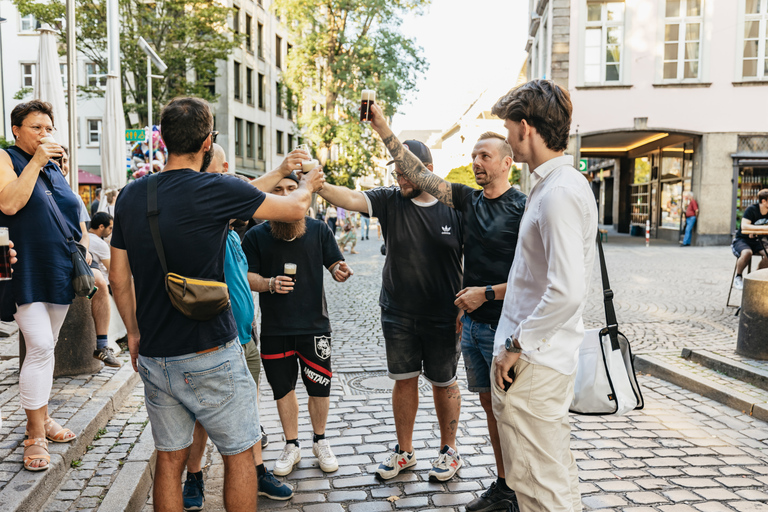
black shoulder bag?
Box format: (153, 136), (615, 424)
(147, 173), (230, 321)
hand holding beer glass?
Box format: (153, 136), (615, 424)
(275, 263), (297, 294)
(360, 90), (375, 122)
(0, 228), (13, 280)
(36, 135), (63, 168)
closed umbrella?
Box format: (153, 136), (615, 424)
(100, 73), (127, 193)
(35, 23), (68, 145)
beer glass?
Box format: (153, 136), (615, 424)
(41, 135), (62, 167)
(360, 90), (375, 122)
(0, 228), (11, 281)
(302, 159), (319, 174)
(284, 263), (297, 285)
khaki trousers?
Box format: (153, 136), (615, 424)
(491, 358), (582, 512)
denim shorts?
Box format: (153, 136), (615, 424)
(460, 314), (497, 393)
(381, 308), (460, 387)
(138, 339), (261, 456)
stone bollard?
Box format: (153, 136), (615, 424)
(19, 296), (102, 376)
(736, 268), (768, 360)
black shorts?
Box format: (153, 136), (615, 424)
(261, 333), (333, 400)
(732, 237), (768, 258)
(381, 308), (460, 387)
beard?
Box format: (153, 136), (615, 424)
(270, 217), (307, 241)
(400, 186), (422, 199)
(200, 145), (215, 173)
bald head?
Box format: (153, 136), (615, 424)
(207, 143), (228, 174)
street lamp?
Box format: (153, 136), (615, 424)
(137, 36), (166, 170)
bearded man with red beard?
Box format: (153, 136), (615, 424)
(242, 171), (353, 479)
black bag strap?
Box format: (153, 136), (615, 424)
(37, 173), (79, 256)
(147, 173), (169, 275)
(597, 233), (620, 351)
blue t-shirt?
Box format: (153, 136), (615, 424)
(224, 229), (254, 345)
(111, 170), (265, 357)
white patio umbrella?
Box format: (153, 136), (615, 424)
(35, 23), (68, 145)
(100, 73), (127, 193)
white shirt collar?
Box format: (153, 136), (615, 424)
(529, 155), (574, 189)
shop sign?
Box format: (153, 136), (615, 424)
(579, 159), (588, 172)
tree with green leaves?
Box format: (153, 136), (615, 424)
(13, 0), (240, 127)
(273, 0), (429, 187)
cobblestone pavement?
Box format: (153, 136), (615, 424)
(134, 234), (768, 511)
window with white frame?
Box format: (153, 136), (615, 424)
(663, 0), (702, 80)
(21, 63), (35, 88)
(584, 1), (625, 83)
(743, 0), (768, 79)
(86, 63), (107, 88)
(87, 119), (102, 145)
(20, 14), (37, 32)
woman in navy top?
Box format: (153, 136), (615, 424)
(0, 100), (89, 471)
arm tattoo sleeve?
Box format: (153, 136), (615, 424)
(382, 133), (454, 208)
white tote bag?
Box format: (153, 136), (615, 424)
(570, 235), (644, 416)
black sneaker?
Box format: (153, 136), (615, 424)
(465, 481), (519, 512)
(182, 473), (205, 511)
(258, 469), (294, 500)
(261, 425), (269, 449)
(93, 347), (121, 368)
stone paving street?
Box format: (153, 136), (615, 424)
(133, 231), (768, 512)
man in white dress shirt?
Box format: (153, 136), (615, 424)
(491, 80), (597, 512)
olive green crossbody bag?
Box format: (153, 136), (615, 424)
(147, 173), (230, 321)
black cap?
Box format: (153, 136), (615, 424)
(285, 171), (300, 184)
(387, 140), (432, 166)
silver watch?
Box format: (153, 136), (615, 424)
(505, 337), (522, 353)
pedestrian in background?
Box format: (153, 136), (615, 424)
(87, 212), (120, 368)
(682, 191), (698, 247)
(325, 204), (338, 235)
(0, 100), (83, 471)
(492, 79), (596, 512)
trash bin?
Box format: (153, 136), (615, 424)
(736, 268), (768, 360)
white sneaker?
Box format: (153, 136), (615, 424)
(375, 444), (417, 480)
(273, 443), (301, 476)
(312, 439), (339, 473)
(734, 275), (744, 290)
(428, 445), (462, 482)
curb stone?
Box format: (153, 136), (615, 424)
(98, 424), (156, 512)
(0, 364), (140, 512)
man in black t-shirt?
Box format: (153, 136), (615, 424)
(732, 188), (768, 290)
(369, 105), (526, 512)
(319, 141), (465, 483)
(242, 173), (353, 479)
(110, 97), (325, 512)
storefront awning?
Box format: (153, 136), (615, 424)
(78, 169), (102, 185)
(578, 129), (700, 158)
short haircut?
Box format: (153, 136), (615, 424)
(91, 211), (113, 230)
(759, 189), (768, 203)
(492, 80), (573, 152)
(159, 97), (213, 156)
(11, 100), (55, 129)
(478, 131), (513, 160)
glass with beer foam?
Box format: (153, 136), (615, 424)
(284, 263), (297, 285)
(360, 90), (375, 122)
(0, 228), (11, 280)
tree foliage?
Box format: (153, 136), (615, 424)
(273, 0), (429, 185)
(13, 0), (240, 127)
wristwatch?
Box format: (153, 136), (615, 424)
(505, 337), (522, 353)
(485, 285), (495, 301)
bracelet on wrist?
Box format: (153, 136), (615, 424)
(269, 277), (275, 294)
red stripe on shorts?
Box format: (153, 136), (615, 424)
(297, 353), (333, 379)
(261, 350), (297, 360)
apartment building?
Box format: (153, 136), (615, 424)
(526, 0), (768, 245)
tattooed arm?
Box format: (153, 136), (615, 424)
(369, 103), (454, 208)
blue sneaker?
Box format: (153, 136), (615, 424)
(258, 469), (294, 500)
(182, 473), (204, 511)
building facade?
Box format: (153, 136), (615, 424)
(526, 0), (768, 245)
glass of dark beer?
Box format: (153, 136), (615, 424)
(0, 228), (11, 281)
(284, 263), (297, 286)
(360, 90), (375, 122)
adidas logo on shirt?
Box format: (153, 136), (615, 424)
(441, 225), (451, 235)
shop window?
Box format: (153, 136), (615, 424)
(743, 0), (768, 79)
(660, 181), (683, 230)
(584, 1), (625, 83)
(663, 0), (702, 80)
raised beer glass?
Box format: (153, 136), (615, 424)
(284, 263), (297, 286)
(360, 90), (375, 122)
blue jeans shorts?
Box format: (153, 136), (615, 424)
(138, 339), (261, 456)
(381, 308), (460, 387)
(460, 314), (496, 393)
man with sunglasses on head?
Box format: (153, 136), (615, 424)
(318, 140), (465, 483)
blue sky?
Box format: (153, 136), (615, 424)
(392, 0), (530, 132)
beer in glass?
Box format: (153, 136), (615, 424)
(0, 228), (11, 280)
(360, 90), (375, 122)
(302, 159), (319, 174)
(284, 263), (297, 285)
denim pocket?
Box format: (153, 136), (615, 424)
(138, 362), (159, 401)
(183, 361), (235, 408)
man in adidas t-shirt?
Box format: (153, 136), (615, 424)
(319, 140), (465, 483)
